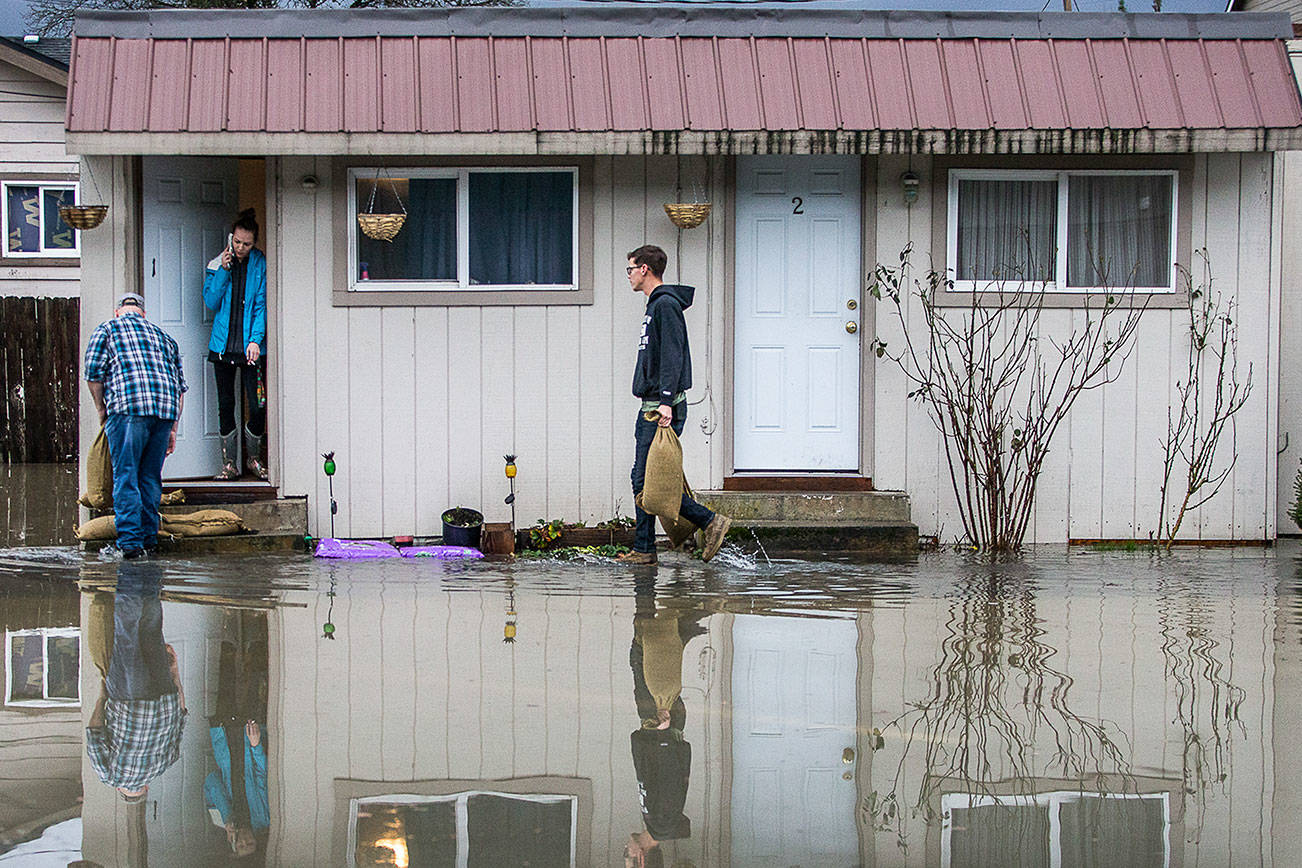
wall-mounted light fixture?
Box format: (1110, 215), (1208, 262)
(301, 175), (319, 192)
(901, 171), (920, 206)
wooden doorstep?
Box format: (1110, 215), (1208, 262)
(722, 476), (873, 492)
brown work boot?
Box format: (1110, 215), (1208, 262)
(700, 514), (733, 563)
(616, 550), (658, 565)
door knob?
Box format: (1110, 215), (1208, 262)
(845, 321), (858, 334)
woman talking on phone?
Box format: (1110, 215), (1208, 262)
(203, 208), (268, 480)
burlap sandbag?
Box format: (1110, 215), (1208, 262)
(79, 426), (113, 509)
(663, 478), (699, 548)
(75, 514), (118, 541)
(160, 509), (244, 537)
(638, 420), (685, 529)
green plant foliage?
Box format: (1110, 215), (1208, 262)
(528, 518), (564, 550)
(517, 544), (631, 560)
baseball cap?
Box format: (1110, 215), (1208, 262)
(117, 292), (145, 308)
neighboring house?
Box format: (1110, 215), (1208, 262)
(66, 7), (1302, 542)
(0, 35), (79, 463)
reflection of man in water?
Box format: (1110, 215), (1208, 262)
(205, 613), (270, 859)
(625, 582), (706, 867)
(85, 562), (186, 801)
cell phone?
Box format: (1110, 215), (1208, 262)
(226, 232), (234, 253)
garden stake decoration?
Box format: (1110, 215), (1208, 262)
(503, 582), (518, 645)
(322, 451), (337, 539)
(504, 454), (517, 529)
(322, 569), (337, 640)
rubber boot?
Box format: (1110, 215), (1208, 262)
(244, 426), (268, 481)
(213, 431), (239, 480)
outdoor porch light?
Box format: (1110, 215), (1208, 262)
(300, 174), (319, 192)
(901, 171), (920, 205)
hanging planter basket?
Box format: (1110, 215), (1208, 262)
(59, 204), (109, 230)
(357, 212), (406, 242)
(358, 165), (408, 242)
(664, 202), (711, 229)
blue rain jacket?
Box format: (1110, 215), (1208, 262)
(203, 247), (267, 356)
(203, 725), (270, 831)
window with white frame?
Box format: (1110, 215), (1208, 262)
(941, 791), (1170, 868)
(5, 628), (80, 707)
(348, 167), (578, 292)
(3, 181), (79, 258)
(349, 791), (577, 867)
(947, 170), (1177, 293)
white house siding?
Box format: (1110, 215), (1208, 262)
(272, 154), (728, 540)
(864, 571), (1285, 867)
(0, 58), (78, 299)
(265, 581), (724, 866)
(872, 153), (1281, 543)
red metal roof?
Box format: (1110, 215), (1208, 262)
(66, 31), (1302, 136)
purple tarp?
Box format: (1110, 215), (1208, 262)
(314, 538), (400, 559)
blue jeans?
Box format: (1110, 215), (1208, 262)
(105, 414), (172, 552)
(631, 404), (714, 553)
(106, 563), (172, 701)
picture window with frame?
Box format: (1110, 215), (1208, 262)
(349, 167), (577, 292)
(5, 628), (80, 707)
(948, 169), (1176, 293)
(3, 181), (79, 258)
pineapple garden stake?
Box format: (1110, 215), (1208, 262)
(322, 452), (337, 538)
(504, 454), (517, 529)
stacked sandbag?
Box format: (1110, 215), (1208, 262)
(159, 509), (244, 537)
(75, 508), (244, 542)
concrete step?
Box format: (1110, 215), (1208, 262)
(728, 521), (919, 556)
(696, 490), (911, 523)
(160, 497), (307, 535)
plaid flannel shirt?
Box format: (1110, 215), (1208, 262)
(84, 312), (187, 420)
(86, 693), (186, 791)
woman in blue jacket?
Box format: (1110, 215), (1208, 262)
(203, 208), (268, 480)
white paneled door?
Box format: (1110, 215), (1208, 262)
(734, 155), (862, 471)
(730, 614), (860, 867)
(142, 157), (239, 480)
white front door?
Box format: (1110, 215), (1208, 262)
(141, 157), (239, 480)
(730, 614), (859, 867)
(734, 155), (862, 471)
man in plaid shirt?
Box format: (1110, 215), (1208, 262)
(84, 292), (187, 558)
(86, 562), (186, 800)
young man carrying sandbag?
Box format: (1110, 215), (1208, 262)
(620, 245), (732, 566)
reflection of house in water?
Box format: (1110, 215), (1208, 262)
(0, 581), (81, 845)
(73, 565), (1302, 866)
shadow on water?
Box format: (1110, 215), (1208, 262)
(0, 541), (1300, 865)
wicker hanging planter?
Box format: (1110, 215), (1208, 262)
(58, 204), (109, 230)
(663, 202), (711, 229)
(358, 166), (407, 242)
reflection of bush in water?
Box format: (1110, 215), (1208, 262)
(863, 571), (1133, 851)
(1156, 576), (1246, 843)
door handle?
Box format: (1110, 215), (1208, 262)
(151, 258), (156, 277)
(845, 321), (858, 334)
(846, 299), (858, 310)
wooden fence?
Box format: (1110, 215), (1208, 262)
(1, 297), (79, 463)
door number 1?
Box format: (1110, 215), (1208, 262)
(791, 196), (804, 215)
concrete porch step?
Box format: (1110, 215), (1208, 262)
(82, 497), (309, 556)
(696, 490), (911, 523)
(695, 490), (918, 555)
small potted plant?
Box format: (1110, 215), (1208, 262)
(441, 507), (483, 549)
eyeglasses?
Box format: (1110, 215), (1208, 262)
(626, 265), (644, 275)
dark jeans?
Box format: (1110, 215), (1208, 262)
(213, 359), (264, 438)
(106, 564), (173, 701)
(105, 414), (172, 552)
(631, 404), (714, 553)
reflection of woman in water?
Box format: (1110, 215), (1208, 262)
(205, 613), (269, 860)
(625, 583), (706, 868)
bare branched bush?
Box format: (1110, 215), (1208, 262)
(869, 245), (1147, 552)
(1155, 253), (1252, 548)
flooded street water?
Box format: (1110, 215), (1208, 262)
(0, 538), (1299, 867)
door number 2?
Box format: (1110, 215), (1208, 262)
(791, 196), (804, 215)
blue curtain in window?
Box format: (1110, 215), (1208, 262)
(468, 172), (573, 285)
(42, 189), (75, 250)
(357, 178), (456, 281)
(7, 185), (39, 253)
